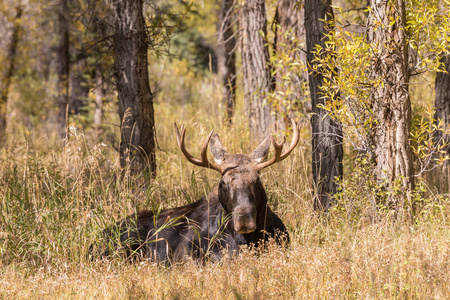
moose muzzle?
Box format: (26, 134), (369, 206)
(233, 204), (257, 234)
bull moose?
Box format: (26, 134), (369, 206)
(96, 120), (300, 262)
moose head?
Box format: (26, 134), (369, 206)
(175, 119), (300, 235)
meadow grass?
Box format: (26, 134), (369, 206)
(1, 75), (450, 299)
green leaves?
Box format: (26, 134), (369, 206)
(309, 15), (373, 151)
(411, 107), (450, 175)
(406, 0), (450, 74)
(266, 26), (308, 122)
(310, 0), (450, 166)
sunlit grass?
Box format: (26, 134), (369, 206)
(1, 70), (450, 299)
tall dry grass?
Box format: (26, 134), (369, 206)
(1, 72), (449, 299)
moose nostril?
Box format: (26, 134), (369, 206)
(234, 215), (257, 234)
(233, 204), (257, 233)
(235, 222), (256, 234)
(246, 222), (256, 232)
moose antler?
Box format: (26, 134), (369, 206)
(256, 119), (300, 170)
(174, 123), (223, 172)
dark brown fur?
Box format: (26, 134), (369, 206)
(94, 126), (296, 263)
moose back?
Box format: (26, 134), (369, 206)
(95, 120), (300, 262)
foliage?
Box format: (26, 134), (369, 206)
(311, 1), (450, 170)
(0, 0), (57, 132)
(168, 0), (218, 70)
(406, 0), (450, 75)
(411, 106), (450, 176)
(170, 28), (217, 74)
(311, 18), (374, 153)
(267, 26), (309, 123)
(1, 0), (450, 298)
(330, 156), (449, 224)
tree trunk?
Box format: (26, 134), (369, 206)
(0, 5), (22, 143)
(305, 0), (343, 211)
(368, 0), (413, 200)
(69, 56), (89, 117)
(274, 0), (307, 130)
(217, 0), (237, 122)
(433, 55), (450, 191)
(57, 0), (70, 136)
(239, 0), (272, 140)
(110, 0), (157, 177)
(94, 68), (104, 139)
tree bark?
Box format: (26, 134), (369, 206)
(217, 0), (237, 122)
(0, 5), (22, 143)
(57, 0), (70, 135)
(368, 0), (414, 199)
(274, 0), (307, 130)
(305, 0), (343, 211)
(94, 68), (104, 138)
(110, 0), (157, 177)
(239, 0), (272, 140)
(433, 55), (450, 191)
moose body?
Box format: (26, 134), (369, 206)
(97, 121), (299, 262)
(103, 184), (287, 262)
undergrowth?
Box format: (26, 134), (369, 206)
(1, 80), (450, 299)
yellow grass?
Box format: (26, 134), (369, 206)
(1, 72), (449, 299)
(2, 224), (449, 299)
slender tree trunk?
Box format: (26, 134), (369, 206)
(239, 0), (272, 140)
(274, 0), (307, 130)
(57, 0), (70, 136)
(305, 0), (343, 211)
(94, 68), (104, 138)
(69, 56), (89, 116)
(217, 0), (237, 122)
(0, 5), (22, 143)
(368, 0), (413, 200)
(110, 0), (157, 177)
(433, 55), (450, 191)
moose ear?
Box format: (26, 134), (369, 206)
(210, 133), (228, 164)
(251, 136), (271, 163)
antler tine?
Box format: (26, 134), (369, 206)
(200, 129), (215, 167)
(174, 123), (221, 172)
(257, 119), (300, 170)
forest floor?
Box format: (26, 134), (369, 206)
(1, 94), (449, 299)
(1, 222), (449, 299)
